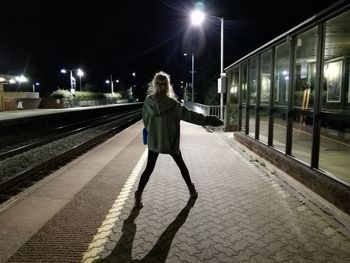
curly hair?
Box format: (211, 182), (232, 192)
(148, 71), (176, 99)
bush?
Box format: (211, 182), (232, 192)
(104, 92), (122, 99)
(50, 89), (73, 99)
(74, 91), (103, 100)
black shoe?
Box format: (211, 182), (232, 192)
(134, 191), (143, 208)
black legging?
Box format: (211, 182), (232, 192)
(137, 150), (192, 193)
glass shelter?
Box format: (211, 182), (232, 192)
(226, 2), (350, 188)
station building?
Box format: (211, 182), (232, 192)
(225, 0), (350, 213)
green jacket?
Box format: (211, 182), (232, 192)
(142, 94), (218, 155)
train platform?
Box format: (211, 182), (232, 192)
(1, 121), (350, 262)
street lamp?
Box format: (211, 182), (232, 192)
(61, 68), (83, 93)
(77, 68), (84, 91)
(32, 82), (40, 92)
(184, 53), (195, 102)
(105, 75), (119, 94)
(190, 9), (226, 121)
(130, 72), (136, 99)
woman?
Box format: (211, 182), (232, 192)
(135, 71), (223, 207)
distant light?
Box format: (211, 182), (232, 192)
(184, 53), (188, 56)
(35, 82), (40, 85)
(282, 70), (288, 75)
(15, 75), (28, 83)
(0, 77), (6, 82)
(61, 69), (67, 73)
(105, 80), (110, 84)
(116, 79), (119, 83)
(9, 79), (16, 84)
(191, 10), (205, 26)
(77, 68), (84, 77)
(132, 72), (136, 77)
(230, 86), (238, 94)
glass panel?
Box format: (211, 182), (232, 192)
(227, 68), (239, 131)
(259, 108), (269, 143)
(249, 57), (258, 137)
(292, 27), (318, 164)
(240, 63), (248, 132)
(249, 107), (256, 137)
(274, 108), (288, 152)
(241, 106), (247, 132)
(292, 114), (314, 164)
(273, 42), (290, 152)
(294, 29), (317, 110)
(275, 42), (290, 106)
(319, 10), (350, 183)
(259, 50), (272, 144)
(241, 63), (248, 105)
(249, 57), (258, 105)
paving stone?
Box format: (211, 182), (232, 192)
(6, 123), (350, 263)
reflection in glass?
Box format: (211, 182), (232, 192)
(273, 42), (290, 152)
(273, 108), (288, 152)
(249, 107), (256, 138)
(319, 9), (350, 183)
(249, 57), (258, 105)
(241, 63), (248, 105)
(292, 27), (318, 164)
(241, 106), (247, 132)
(227, 68), (239, 131)
(259, 51), (272, 144)
(240, 63), (248, 132)
(249, 57), (258, 137)
(292, 115), (314, 164)
(293, 28), (317, 110)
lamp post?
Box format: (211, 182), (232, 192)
(219, 17), (225, 122)
(61, 68), (83, 93)
(131, 72), (136, 99)
(77, 69), (84, 91)
(184, 53), (195, 102)
(190, 9), (225, 121)
(105, 75), (119, 94)
(32, 82), (40, 92)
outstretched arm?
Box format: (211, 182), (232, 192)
(181, 106), (223, 126)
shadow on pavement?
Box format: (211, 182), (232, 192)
(97, 196), (197, 263)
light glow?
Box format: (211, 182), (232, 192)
(15, 75), (28, 83)
(77, 68), (84, 77)
(191, 10), (205, 26)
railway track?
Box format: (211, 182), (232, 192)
(0, 109), (141, 204)
(0, 110), (139, 160)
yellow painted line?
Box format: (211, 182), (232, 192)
(81, 149), (148, 263)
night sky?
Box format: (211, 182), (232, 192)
(0, 0), (337, 100)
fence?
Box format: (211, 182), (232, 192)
(183, 101), (225, 120)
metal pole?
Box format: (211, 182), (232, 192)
(191, 53), (194, 102)
(220, 17), (224, 121)
(69, 70), (73, 91)
(110, 74), (114, 94)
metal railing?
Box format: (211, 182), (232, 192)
(183, 101), (225, 120)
